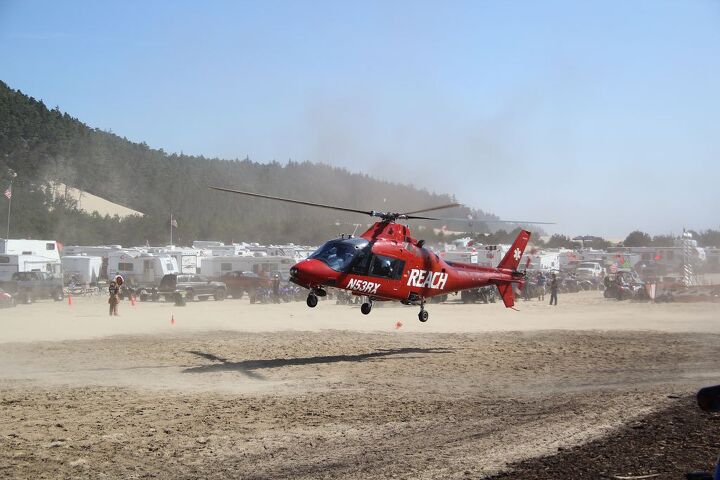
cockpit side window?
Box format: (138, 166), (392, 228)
(310, 238), (370, 272)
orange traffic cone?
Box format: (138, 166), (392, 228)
(171, 314), (175, 326)
(395, 321), (403, 329)
(67, 293), (72, 306)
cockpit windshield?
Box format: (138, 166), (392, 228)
(309, 238), (370, 272)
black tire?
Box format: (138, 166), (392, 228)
(186, 289), (195, 302)
(306, 293), (318, 308)
(360, 302), (372, 315)
(418, 310), (429, 322)
(214, 289), (226, 301)
(231, 289), (243, 299)
(53, 288), (64, 301)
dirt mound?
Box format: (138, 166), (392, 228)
(485, 396), (720, 479)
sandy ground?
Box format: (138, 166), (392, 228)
(47, 182), (144, 218)
(1, 292), (719, 479)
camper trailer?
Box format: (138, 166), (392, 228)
(62, 245), (126, 280)
(475, 245), (509, 268)
(0, 239), (62, 282)
(61, 255), (103, 285)
(0, 253), (63, 282)
(520, 251), (561, 272)
(440, 249), (479, 265)
(200, 255), (296, 280)
(144, 246), (204, 275)
(107, 251), (179, 287)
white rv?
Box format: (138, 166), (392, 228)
(0, 239), (62, 282)
(107, 251), (179, 287)
(61, 255), (103, 285)
(192, 241), (251, 257)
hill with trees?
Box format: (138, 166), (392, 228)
(0, 80), (498, 245)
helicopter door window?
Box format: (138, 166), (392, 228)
(350, 246), (371, 275)
(368, 255), (405, 280)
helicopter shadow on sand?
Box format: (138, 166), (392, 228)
(183, 347), (455, 380)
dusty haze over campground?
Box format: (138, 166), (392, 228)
(1, 1), (719, 236)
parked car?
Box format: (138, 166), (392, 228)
(158, 274), (227, 302)
(0, 288), (16, 308)
(8, 271), (64, 302)
(221, 270), (271, 299)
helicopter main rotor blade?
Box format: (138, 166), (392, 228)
(404, 214), (442, 221)
(442, 217), (555, 225)
(210, 186), (374, 217)
(401, 202), (461, 216)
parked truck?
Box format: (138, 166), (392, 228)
(157, 274), (227, 302)
(7, 271), (64, 303)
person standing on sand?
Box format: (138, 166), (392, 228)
(537, 272), (546, 301)
(549, 273), (558, 306)
(272, 273), (281, 303)
(108, 281), (120, 316)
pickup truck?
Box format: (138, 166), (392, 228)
(575, 262), (605, 280)
(8, 271), (64, 302)
(158, 274), (227, 302)
(221, 271), (271, 299)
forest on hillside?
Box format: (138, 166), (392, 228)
(0, 80), (497, 245)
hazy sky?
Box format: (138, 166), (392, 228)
(1, 0), (718, 238)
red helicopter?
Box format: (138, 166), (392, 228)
(212, 187), (543, 322)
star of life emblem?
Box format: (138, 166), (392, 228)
(513, 248), (521, 261)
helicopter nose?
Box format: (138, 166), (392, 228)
(289, 259), (335, 288)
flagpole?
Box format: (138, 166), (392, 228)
(5, 175), (14, 239)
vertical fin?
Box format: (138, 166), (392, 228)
(496, 283), (515, 308)
(497, 230), (532, 270)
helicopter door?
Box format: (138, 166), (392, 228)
(367, 254), (405, 294)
